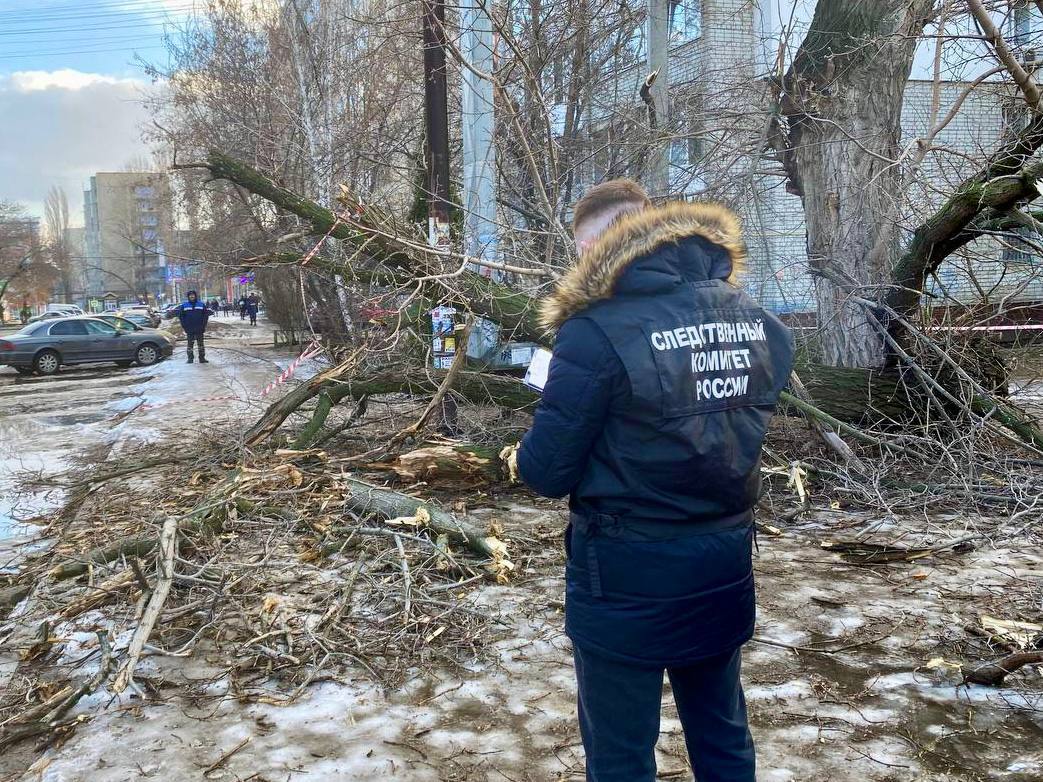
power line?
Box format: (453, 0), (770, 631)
(0, 2), (195, 23)
(0, 44), (168, 61)
(1, 33), (174, 51)
(0, 16), (187, 38)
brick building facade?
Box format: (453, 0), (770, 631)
(586, 0), (1043, 315)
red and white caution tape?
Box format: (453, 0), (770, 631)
(259, 341), (323, 398)
(300, 217), (344, 266)
(132, 342), (324, 413)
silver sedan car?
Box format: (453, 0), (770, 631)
(0, 316), (175, 375)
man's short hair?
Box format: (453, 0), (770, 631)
(572, 179), (651, 232)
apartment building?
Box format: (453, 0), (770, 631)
(584, 0), (1043, 315)
(82, 172), (174, 308)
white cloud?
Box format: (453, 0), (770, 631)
(7, 69), (140, 93)
(0, 69), (155, 226)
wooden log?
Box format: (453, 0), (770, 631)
(342, 476), (499, 558)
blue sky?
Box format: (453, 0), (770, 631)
(0, 0), (183, 76)
(0, 1), (192, 225)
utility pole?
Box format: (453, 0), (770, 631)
(422, 0), (452, 247)
(647, 0), (671, 197)
(460, 0), (499, 278)
(422, 0), (459, 433)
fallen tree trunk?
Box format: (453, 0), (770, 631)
(366, 443), (505, 487)
(194, 149), (544, 343)
(196, 149), (1035, 441)
(259, 369), (539, 449)
(245, 356), (359, 446)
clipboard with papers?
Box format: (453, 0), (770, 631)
(523, 347), (552, 392)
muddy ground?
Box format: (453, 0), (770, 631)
(1, 326), (1041, 782)
(5, 508), (1042, 782)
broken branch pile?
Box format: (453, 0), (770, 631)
(0, 447), (519, 750)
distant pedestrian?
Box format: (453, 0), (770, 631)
(19, 303), (31, 325)
(246, 294), (259, 326)
(177, 290), (212, 364)
(239, 296), (248, 321)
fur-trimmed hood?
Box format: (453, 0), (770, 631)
(540, 201), (746, 331)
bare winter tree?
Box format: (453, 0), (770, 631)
(0, 200), (57, 322)
(43, 186), (74, 304)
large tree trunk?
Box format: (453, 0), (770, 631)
(780, 0), (933, 368)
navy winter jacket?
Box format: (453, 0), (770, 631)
(517, 201), (794, 666)
(178, 299), (210, 335)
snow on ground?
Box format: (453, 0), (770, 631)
(8, 511), (1043, 782)
(0, 317), (312, 541)
(3, 328), (1042, 781)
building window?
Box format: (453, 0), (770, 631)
(134, 186), (155, 198)
(670, 0), (702, 43)
(1010, 2), (1042, 63)
(1001, 226), (1037, 263)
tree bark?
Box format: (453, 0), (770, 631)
(962, 651), (1043, 686)
(779, 0), (934, 368)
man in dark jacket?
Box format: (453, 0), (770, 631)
(178, 290), (211, 364)
(245, 294), (259, 326)
(515, 180), (794, 782)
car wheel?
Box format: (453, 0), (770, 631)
(115, 360), (133, 368)
(14, 366), (34, 376)
(34, 349), (61, 375)
(135, 343), (159, 366)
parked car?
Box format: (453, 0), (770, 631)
(116, 312), (155, 329)
(45, 303), (84, 316)
(27, 311), (67, 324)
(119, 305), (161, 328)
(94, 314), (144, 332)
(96, 313), (176, 341)
(0, 316), (174, 375)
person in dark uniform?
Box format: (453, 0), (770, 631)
(177, 290), (212, 364)
(512, 180), (794, 782)
(246, 293), (259, 326)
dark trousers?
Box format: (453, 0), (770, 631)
(186, 332), (205, 359)
(573, 644), (754, 782)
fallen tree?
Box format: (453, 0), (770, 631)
(181, 150), (1043, 453)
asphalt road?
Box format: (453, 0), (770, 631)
(0, 317), (310, 563)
